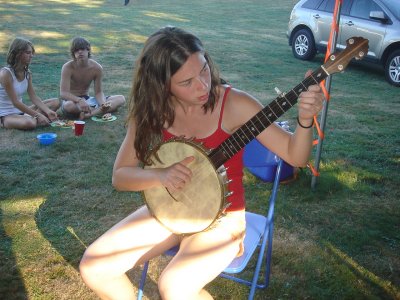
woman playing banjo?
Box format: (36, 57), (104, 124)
(79, 26), (324, 299)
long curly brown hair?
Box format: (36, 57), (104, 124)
(128, 27), (221, 165)
(6, 37), (35, 77)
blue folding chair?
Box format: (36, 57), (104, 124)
(137, 146), (284, 300)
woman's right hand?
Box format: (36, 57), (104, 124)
(159, 156), (195, 192)
(47, 110), (59, 121)
(36, 113), (50, 125)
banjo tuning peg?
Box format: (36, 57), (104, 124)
(225, 191), (234, 198)
(224, 179), (232, 185)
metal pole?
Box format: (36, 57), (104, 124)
(311, 0), (342, 189)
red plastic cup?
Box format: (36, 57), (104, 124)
(74, 120), (85, 136)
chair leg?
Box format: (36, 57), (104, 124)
(264, 222), (274, 286)
(248, 160), (282, 299)
(248, 223), (271, 300)
(137, 261), (149, 300)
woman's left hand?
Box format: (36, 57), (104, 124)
(297, 84), (324, 122)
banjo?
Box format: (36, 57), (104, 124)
(143, 37), (369, 235)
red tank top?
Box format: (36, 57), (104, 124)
(162, 86), (245, 212)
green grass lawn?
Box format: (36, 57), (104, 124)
(1, 0), (399, 299)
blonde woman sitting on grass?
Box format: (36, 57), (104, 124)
(0, 37), (60, 130)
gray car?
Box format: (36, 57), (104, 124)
(287, 0), (400, 86)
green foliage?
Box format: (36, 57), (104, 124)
(0, 0), (399, 299)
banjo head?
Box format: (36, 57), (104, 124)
(143, 139), (227, 234)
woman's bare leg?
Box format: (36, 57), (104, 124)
(158, 211), (245, 300)
(79, 206), (180, 300)
(2, 114), (36, 130)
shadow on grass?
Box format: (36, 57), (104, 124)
(34, 190), (161, 298)
(0, 209), (28, 300)
(272, 165), (400, 299)
(323, 240), (400, 299)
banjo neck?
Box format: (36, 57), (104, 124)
(208, 66), (328, 168)
(207, 36), (369, 168)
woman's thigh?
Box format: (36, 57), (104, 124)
(82, 206), (180, 276)
(160, 211), (246, 291)
(2, 114), (35, 129)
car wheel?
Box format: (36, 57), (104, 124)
(385, 49), (400, 87)
(291, 29), (316, 60)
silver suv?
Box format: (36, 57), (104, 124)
(287, 0), (400, 86)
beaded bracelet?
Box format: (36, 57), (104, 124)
(297, 117), (314, 129)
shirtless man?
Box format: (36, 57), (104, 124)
(60, 37), (125, 120)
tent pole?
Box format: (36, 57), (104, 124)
(311, 0), (343, 189)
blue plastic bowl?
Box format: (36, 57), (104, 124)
(37, 133), (57, 145)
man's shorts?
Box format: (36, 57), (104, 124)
(85, 96), (99, 108)
(60, 95), (109, 119)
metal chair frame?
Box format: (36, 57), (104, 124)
(137, 158), (283, 300)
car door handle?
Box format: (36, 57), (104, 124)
(345, 21), (355, 26)
(313, 14), (321, 19)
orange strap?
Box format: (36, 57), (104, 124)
(308, 0), (342, 176)
(307, 163), (320, 177)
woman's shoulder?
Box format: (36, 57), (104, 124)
(0, 67), (14, 82)
(220, 85), (263, 132)
(0, 67), (13, 75)
(223, 85), (262, 109)
(218, 84), (250, 101)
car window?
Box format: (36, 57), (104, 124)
(384, 0), (400, 19)
(350, 0), (382, 19)
(302, 0), (323, 9)
(318, 0), (336, 13)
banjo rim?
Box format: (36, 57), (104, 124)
(142, 138), (228, 235)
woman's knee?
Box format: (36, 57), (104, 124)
(7, 117), (36, 130)
(23, 118), (37, 130)
(79, 249), (98, 283)
(158, 273), (179, 299)
(158, 270), (199, 300)
(79, 244), (114, 284)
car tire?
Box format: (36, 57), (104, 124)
(291, 29), (316, 60)
(385, 49), (400, 87)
